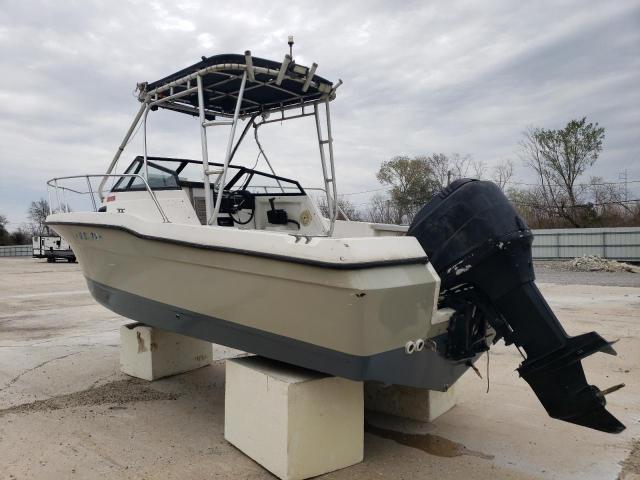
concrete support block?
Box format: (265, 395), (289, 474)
(364, 382), (458, 422)
(119, 323), (212, 381)
(225, 357), (363, 480)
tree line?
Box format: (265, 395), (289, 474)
(330, 117), (639, 228)
(0, 199), (51, 246)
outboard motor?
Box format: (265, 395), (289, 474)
(408, 179), (625, 433)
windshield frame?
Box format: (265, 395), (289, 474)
(111, 156), (306, 196)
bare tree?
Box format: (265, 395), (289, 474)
(26, 198), (71, 236)
(520, 118), (605, 227)
(506, 186), (561, 228)
(428, 153), (459, 186)
(27, 198), (50, 235)
(427, 153), (484, 186)
(316, 196), (363, 221)
(470, 158), (487, 179)
(492, 159), (514, 191)
(584, 176), (634, 225)
(366, 194), (404, 224)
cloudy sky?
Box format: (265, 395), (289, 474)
(1, 0), (638, 226)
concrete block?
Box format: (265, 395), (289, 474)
(225, 356), (363, 480)
(364, 382), (458, 422)
(119, 323), (212, 381)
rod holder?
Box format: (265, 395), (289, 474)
(244, 50), (255, 82)
(302, 63), (318, 93)
(276, 54), (292, 86)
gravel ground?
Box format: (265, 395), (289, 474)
(535, 260), (640, 287)
(1, 258), (638, 480)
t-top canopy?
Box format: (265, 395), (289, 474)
(139, 53), (335, 119)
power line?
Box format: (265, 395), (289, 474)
(340, 186), (391, 196)
(511, 198), (640, 209)
(347, 197), (640, 210)
(505, 179), (640, 187)
(339, 178), (639, 197)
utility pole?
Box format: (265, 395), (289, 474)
(618, 169), (629, 202)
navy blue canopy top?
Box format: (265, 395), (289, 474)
(142, 53), (334, 118)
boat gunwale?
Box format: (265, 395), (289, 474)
(47, 220), (430, 270)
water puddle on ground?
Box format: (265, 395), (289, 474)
(365, 423), (494, 460)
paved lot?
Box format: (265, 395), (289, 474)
(0, 258), (638, 479)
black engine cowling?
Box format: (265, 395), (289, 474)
(408, 178), (625, 434)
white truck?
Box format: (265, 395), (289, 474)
(32, 234), (76, 263)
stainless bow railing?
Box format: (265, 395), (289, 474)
(46, 174), (170, 223)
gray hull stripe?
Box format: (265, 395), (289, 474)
(48, 221), (428, 270)
(88, 278), (469, 390)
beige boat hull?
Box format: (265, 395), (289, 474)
(50, 219), (472, 390)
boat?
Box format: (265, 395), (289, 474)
(46, 45), (625, 433)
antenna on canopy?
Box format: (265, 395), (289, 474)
(288, 35), (294, 58)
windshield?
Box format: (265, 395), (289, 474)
(111, 156), (304, 195)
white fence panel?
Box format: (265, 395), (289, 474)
(532, 227), (640, 261)
(0, 245), (33, 257)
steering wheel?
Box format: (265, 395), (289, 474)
(225, 190), (255, 225)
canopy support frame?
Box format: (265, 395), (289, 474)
(314, 100), (338, 236)
(197, 74), (214, 223)
(102, 53), (341, 235)
(99, 102), (147, 200)
(207, 70), (248, 225)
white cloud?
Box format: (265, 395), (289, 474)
(0, 0), (638, 225)
(150, 1), (197, 31)
(197, 32), (215, 49)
